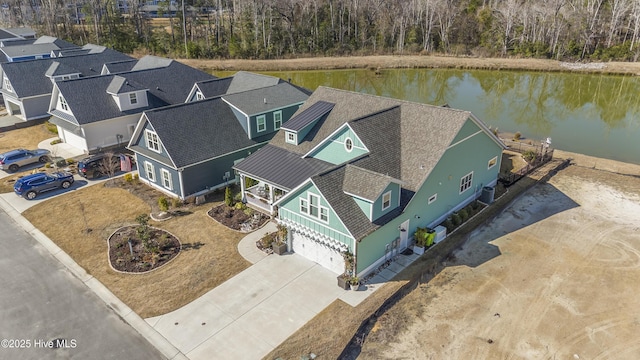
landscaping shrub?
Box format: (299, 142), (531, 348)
(513, 131), (522, 140)
(243, 207), (253, 216)
(50, 139), (62, 145)
(523, 150), (537, 163)
(123, 173), (133, 182)
(443, 218), (455, 233)
(459, 209), (469, 222)
(224, 187), (233, 206)
(133, 173), (140, 182)
(158, 197), (169, 212)
(452, 212), (462, 226)
(44, 121), (58, 134)
(234, 202), (245, 210)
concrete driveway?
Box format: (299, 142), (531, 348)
(146, 249), (418, 360)
(0, 174), (91, 213)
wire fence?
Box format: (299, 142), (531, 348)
(500, 139), (554, 186)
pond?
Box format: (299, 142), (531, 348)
(212, 68), (640, 165)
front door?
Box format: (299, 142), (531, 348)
(399, 219), (410, 250)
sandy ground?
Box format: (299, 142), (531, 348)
(359, 160), (640, 359)
(178, 55), (640, 75)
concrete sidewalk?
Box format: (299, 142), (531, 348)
(37, 137), (86, 160)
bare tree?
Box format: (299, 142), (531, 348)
(99, 152), (120, 178)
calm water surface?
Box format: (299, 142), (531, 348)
(213, 69), (640, 165)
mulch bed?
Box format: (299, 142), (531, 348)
(208, 204), (269, 232)
(108, 225), (181, 273)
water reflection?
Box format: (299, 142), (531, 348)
(212, 68), (640, 164)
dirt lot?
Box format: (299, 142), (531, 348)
(359, 164), (640, 359)
(178, 55), (640, 75)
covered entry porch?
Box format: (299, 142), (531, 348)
(240, 174), (287, 215)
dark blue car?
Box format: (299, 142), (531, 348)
(14, 172), (75, 200)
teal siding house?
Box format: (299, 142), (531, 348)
(234, 87), (506, 276)
(128, 75), (309, 200)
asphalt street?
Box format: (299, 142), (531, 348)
(0, 210), (165, 360)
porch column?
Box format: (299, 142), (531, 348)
(240, 174), (246, 202)
(269, 185), (274, 203)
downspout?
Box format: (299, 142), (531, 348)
(353, 237), (358, 277)
(178, 169), (185, 200)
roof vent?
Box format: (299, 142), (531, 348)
(263, 98), (267, 104)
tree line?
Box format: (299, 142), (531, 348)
(3, 0), (640, 61)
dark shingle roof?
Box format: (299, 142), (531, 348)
(282, 100), (334, 132)
(194, 77), (233, 98)
(233, 144), (333, 190)
(106, 76), (147, 94)
(0, 29), (16, 40)
(102, 59), (138, 74)
(313, 166), (402, 240)
(55, 75), (165, 124)
(226, 71), (281, 94)
(45, 61), (79, 77)
(1, 50), (133, 98)
(131, 56), (173, 71)
(222, 82), (308, 116)
(1, 43), (62, 58)
(140, 98), (276, 168)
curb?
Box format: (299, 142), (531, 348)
(0, 196), (188, 360)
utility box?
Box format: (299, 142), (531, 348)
(480, 186), (495, 204)
(434, 225), (447, 244)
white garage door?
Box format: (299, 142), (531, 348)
(291, 231), (345, 275)
(60, 128), (88, 152)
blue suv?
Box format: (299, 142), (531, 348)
(14, 172), (75, 200)
(0, 148), (51, 172)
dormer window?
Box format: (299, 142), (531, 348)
(382, 191), (391, 211)
(59, 95), (68, 111)
(257, 115), (266, 133)
(286, 131), (297, 144)
(129, 93), (138, 105)
(273, 110), (282, 130)
(145, 129), (160, 153)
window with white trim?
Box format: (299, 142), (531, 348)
(256, 115), (266, 132)
(145, 129), (160, 153)
(3, 77), (12, 92)
(460, 172), (473, 193)
(129, 93), (138, 105)
(488, 156), (498, 169)
(196, 92), (204, 100)
(273, 110), (282, 130)
(428, 193), (437, 204)
(161, 168), (172, 190)
(382, 191), (391, 210)
(59, 95), (68, 111)
(302, 193), (329, 222)
(344, 137), (353, 152)
(286, 131), (296, 144)
(144, 161), (155, 182)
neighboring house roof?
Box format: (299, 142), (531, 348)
(54, 49), (91, 57)
(0, 50), (133, 98)
(106, 76), (147, 94)
(225, 71), (281, 94)
(233, 144), (333, 190)
(53, 59), (215, 124)
(1, 43), (62, 58)
(193, 77), (233, 98)
(130, 55), (173, 71)
(135, 98), (276, 169)
(102, 59), (138, 74)
(33, 36), (77, 49)
(45, 61), (79, 77)
(342, 164), (401, 202)
(4, 27), (36, 38)
(282, 100), (334, 132)
(222, 82), (308, 116)
(1, 39), (35, 46)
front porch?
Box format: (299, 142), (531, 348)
(240, 174), (287, 215)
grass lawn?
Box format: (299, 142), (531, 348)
(22, 183), (251, 318)
(0, 123), (56, 153)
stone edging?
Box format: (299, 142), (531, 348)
(106, 225), (182, 275)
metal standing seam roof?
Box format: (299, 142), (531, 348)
(233, 144), (334, 191)
(222, 82), (309, 116)
(282, 100), (335, 132)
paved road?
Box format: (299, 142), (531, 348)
(0, 210), (165, 360)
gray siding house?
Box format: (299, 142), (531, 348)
(128, 77), (309, 199)
(0, 47), (132, 121)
